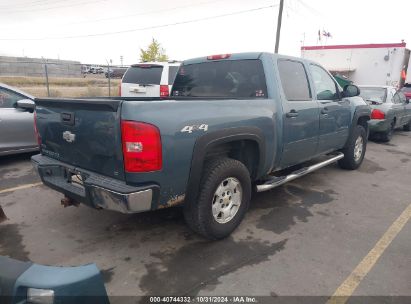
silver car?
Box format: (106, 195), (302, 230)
(359, 85), (411, 141)
(0, 83), (38, 156)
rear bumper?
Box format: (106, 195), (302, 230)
(31, 154), (158, 213)
(368, 119), (390, 133)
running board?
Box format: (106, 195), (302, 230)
(256, 153), (344, 192)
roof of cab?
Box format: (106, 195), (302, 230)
(181, 52), (314, 65)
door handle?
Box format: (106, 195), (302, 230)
(321, 107), (329, 114)
(286, 110), (299, 118)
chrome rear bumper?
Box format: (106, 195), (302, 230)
(31, 154), (156, 214)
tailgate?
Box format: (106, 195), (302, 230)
(35, 98), (125, 180)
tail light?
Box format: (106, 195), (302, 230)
(33, 110), (41, 146)
(207, 54), (231, 60)
(371, 109), (385, 120)
(160, 85), (169, 97)
(121, 121), (162, 172)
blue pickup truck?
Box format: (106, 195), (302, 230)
(32, 52), (371, 239)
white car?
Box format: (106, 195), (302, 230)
(120, 61), (180, 97)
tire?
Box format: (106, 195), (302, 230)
(403, 122), (410, 131)
(184, 158), (251, 240)
(380, 121), (395, 142)
(338, 125), (367, 170)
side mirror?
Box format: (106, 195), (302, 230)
(343, 84), (360, 97)
(16, 99), (35, 111)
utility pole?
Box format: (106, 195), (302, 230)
(120, 55), (123, 67)
(275, 0), (284, 54)
(43, 57), (50, 97)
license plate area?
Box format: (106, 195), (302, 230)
(69, 172), (85, 191)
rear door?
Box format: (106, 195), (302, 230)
(0, 87), (36, 153)
(121, 64), (164, 97)
(277, 59), (320, 168)
(309, 64), (351, 153)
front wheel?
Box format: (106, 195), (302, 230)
(338, 125), (367, 170)
(184, 158), (251, 240)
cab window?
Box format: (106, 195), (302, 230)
(278, 59), (311, 101)
(310, 64), (339, 100)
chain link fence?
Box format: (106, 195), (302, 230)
(0, 57), (124, 97)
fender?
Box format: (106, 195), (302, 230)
(185, 126), (266, 204)
(346, 105), (371, 145)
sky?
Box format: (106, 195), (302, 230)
(0, 0), (410, 65)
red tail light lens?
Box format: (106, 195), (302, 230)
(371, 109), (385, 120)
(160, 85), (169, 97)
(121, 121), (162, 172)
(207, 54), (231, 60)
(33, 110), (41, 146)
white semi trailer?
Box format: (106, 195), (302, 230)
(301, 42), (410, 87)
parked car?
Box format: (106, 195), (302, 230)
(359, 85), (411, 141)
(32, 52), (370, 239)
(120, 61), (180, 97)
(105, 67), (127, 79)
(0, 83), (38, 156)
(400, 83), (411, 101)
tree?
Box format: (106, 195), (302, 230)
(140, 38), (168, 62)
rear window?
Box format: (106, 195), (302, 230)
(359, 87), (387, 103)
(168, 66), (179, 85)
(122, 65), (163, 85)
(171, 59), (267, 98)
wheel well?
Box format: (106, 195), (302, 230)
(204, 140), (260, 180)
(357, 116), (369, 132)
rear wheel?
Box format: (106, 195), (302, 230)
(338, 125), (367, 170)
(184, 158), (251, 240)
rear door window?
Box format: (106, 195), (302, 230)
(278, 60), (311, 100)
(172, 59), (267, 98)
(122, 65), (163, 85)
(168, 66), (179, 85)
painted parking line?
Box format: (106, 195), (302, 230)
(0, 182), (43, 195)
(327, 202), (411, 304)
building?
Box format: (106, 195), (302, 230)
(301, 42), (410, 87)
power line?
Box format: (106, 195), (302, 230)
(0, 0), (109, 14)
(0, 0), (76, 10)
(46, 0), (228, 28)
(0, 4), (279, 41)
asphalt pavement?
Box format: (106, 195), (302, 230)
(0, 131), (410, 302)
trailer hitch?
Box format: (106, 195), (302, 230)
(61, 196), (80, 208)
(0, 205), (7, 223)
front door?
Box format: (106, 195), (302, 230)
(277, 59), (320, 168)
(309, 64), (351, 153)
